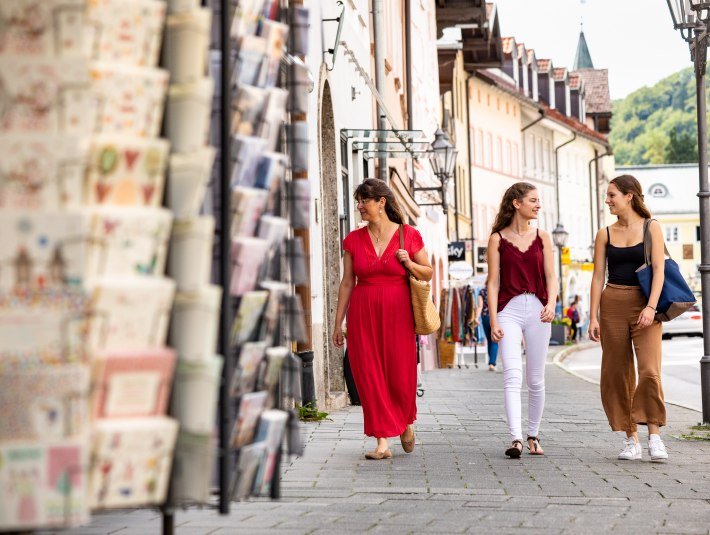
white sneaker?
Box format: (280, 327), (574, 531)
(618, 438), (642, 460)
(648, 435), (668, 461)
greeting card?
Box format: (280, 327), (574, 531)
(0, 211), (88, 291)
(231, 342), (267, 397)
(0, 0), (85, 58)
(0, 58), (93, 135)
(164, 78), (214, 153)
(162, 8), (211, 84)
(166, 147), (215, 219)
(86, 207), (173, 279)
(90, 62), (169, 137)
(85, 135), (170, 207)
(230, 391), (268, 448)
(252, 409), (288, 495)
(0, 288), (89, 370)
(0, 135), (88, 210)
(231, 441), (265, 501)
(0, 439), (89, 530)
(85, 0), (166, 67)
(89, 417), (179, 508)
(229, 236), (269, 297)
(0, 364), (90, 441)
(230, 186), (268, 238)
(171, 354), (223, 434)
(91, 348), (177, 419)
(171, 431), (214, 504)
(167, 216), (214, 292)
(86, 276), (175, 352)
(169, 285), (221, 363)
(231, 290), (268, 346)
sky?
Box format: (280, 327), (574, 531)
(495, 0), (691, 100)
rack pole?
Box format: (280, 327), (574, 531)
(218, 0), (233, 515)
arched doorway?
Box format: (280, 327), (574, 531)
(319, 81), (346, 403)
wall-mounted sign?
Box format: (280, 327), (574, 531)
(561, 246), (571, 265)
(477, 246), (487, 265)
(449, 261), (474, 280)
(448, 241), (465, 261)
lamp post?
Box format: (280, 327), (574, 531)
(666, 0), (710, 423)
(552, 222), (569, 313)
(415, 127), (458, 218)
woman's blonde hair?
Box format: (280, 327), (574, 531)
(609, 175), (652, 219)
(491, 182), (537, 234)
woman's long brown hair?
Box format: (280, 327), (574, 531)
(353, 178), (405, 224)
(491, 182), (537, 234)
(609, 175), (652, 219)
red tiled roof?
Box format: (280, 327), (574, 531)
(574, 68), (611, 114)
(526, 49), (536, 66)
(569, 73), (582, 91)
(553, 67), (568, 82)
(537, 59), (551, 72)
(502, 37), (515, 55)
(474, 69), (609, 145)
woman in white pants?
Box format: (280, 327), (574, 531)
(486, 183), (557, 458)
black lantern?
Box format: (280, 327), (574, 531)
(551, 222), (569, 249)
(429, 126), (457, 179)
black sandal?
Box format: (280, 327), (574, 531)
(527, 436), (544, 455)
(505, 439), (523, 458)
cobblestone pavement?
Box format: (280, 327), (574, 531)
(61, 350), (710, 534)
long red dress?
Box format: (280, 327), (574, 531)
(343, 224), (423, 437)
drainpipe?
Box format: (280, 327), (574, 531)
(521, 107), (545, 132)
(466, 75), (475, 270)
(554, 132), (577, 226)
(373, 0), (388, 181)
(588, 148), (613, 241)
(405, 0), (412, 131)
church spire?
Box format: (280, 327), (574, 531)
(573, 28), (594, 69)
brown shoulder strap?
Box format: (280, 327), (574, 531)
(399, 224), (405, 250)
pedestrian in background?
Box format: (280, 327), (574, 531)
(476, 280), (499, 371)
(567, 296), (580, 342)
(332, 179), (433, 460)
(588, 175), (669, 461)
(486, 182), (557, 458)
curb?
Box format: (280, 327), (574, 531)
(553, 341), (702, 414)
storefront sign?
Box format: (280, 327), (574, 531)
(448, 241), (465, 261)
(449, 261), (473, 280)
(561, 246), (570, 265)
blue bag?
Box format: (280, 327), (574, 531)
(635, 219), (696, 322)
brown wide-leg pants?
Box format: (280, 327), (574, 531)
(600, 284), (666, 433)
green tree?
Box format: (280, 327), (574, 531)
(665, 128), (698, 163)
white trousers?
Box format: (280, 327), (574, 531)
(497, 294), (552, 441)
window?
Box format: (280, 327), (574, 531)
(525, 133), (534, 171)
(485, 132), (492, 168)
(535, 137), (542, 174)
(504, 140), (512, 175)
(665, 225), (680, 243)
(513, 142), (520, 177)
(495, 136), (503, 171)
(476, 129), (484, 165)
(649, 183), (668, 198)
(543, 140), (551, 178)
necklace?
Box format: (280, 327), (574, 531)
(618, 219), (643, 229)
(368, 226), (382, 244)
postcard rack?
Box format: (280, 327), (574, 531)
(0, 0), (306, 533)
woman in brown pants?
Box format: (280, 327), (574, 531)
(588, 175), (668, 461)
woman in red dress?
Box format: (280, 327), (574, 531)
(333, 179), (433, 460)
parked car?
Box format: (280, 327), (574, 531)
(662, 303), (703, 339)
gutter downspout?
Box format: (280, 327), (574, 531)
(554, 132), (577, 226)
(521, 107), (545, 132)
(466, 75), (475, 270)
(588, 148), (613, 244)
(405, 0), (412, 131)
(373, 0), (388, 181)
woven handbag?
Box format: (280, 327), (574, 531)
(636, 219), (696, 322)
(399, 225), (441, 335)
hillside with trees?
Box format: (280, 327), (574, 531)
(609, 67), (709, 165)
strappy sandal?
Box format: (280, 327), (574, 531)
(527, 436), (544, 455)
(505, 439), (523, 458)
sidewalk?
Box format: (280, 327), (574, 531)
(62, 349), (710, 534)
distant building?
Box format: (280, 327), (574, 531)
(616, 164), (702, 290)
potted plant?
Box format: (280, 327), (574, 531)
(550, 317), (571, 345)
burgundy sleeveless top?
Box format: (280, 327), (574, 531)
(497, 230), (548, 312)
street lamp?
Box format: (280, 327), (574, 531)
(552, 222), (569, 313)
(415, 127), (458, 215)
(666, 0), (710, 423)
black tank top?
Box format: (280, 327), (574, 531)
(606, 227), (644, 286)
